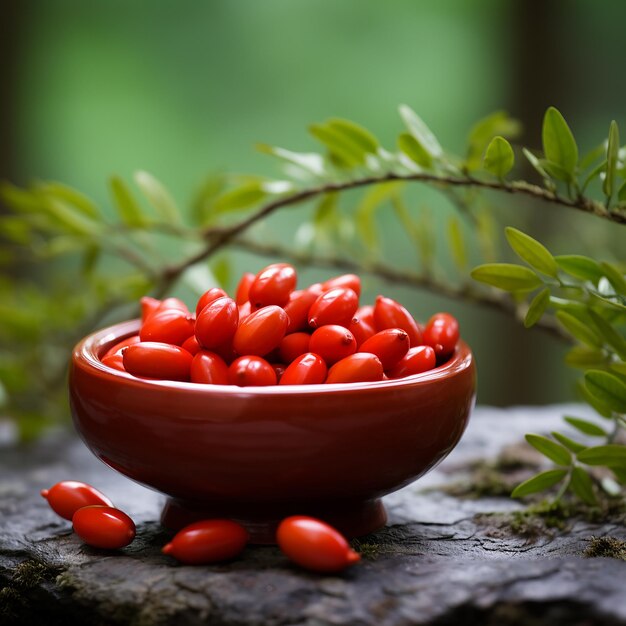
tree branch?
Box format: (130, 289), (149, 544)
(159, 170), (625, 289)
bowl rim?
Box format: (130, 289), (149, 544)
(72, 319), (474, 396)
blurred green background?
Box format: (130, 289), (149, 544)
(1, 0), (625, 414)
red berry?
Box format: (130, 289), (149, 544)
(195, 297), (239, 350)
(308, 288), (359, 329)
(103, 335), (140, 359)
(360, 328), (410, 370)
(278, 332), (311, 364)
(228, 356), (277, 386)
(123, 342), (193, 381)
(279, 353), (327, 385)
(181, 335), (201, 356)
(387, 345), (437, 378)
(235, 272), (255, 306)
(162, 519), (248, 565)
(309, 325), (357, 365)
(140, 296), (161, 323)
(233, 305), (288, 356)
(284, 289), (319, 333)
(348, 316), (376, 348)
(422, 312), (460, 360)
(72, 506), (135, 550)
(140, 308), (195, 346)
(41, 481), (113, 521)
(326, 352), (384, 384)
(322, 273), (361, 297)
(101, 353), (126, 372)
(190, 350), (230, 384)
(249, 263), (297, 308)
(195, 287), (229, 317)
(373, 296), (422, 347)
(355, 304), (375, 327)
(157, 297), (189, 314)
(276, 516), (360, 573)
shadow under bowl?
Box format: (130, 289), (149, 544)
(70, 320), (476, 543)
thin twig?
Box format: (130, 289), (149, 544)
(160, 171), (625, 286)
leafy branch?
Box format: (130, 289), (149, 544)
(472, 228), (626, 505)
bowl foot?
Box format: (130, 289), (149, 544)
(160, 497), (387, 544)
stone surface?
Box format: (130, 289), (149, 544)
(1, 404), (625, 626)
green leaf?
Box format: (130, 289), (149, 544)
(610, 362), (626, 377)
(466, 110), (522, 171)
(539, 159), (572, 183)
(505, 227), (558, 277)
(256, 144), (326, 177)
(327, 118), (379, 155)
(0, 182), (43, 213)
(523, 148), (554, 186)
(355, 182), (401, 250)
(551, 431), (586, 453)
(577, 379), (614, 418)
(471, 263), (543, 292)
(564, 346), (608, 370)
(109, 176), (146, 226)
(569, 466), (597, 505)
(39, 196), (102, 236)
(211, 256), (232, 290)
(0, 217), (31, 245)
(483, 136), (515, 178)
(542, 106), (578, 177)
(579, 142), (607, 171)
(556, 311), (602, 348)
(190, 173), (228, 226)
(213, 183), (267, 214)
(577, 444), (626, 468)
(555, 255), (604, 283)
(584, 370), (626, 414)
(524, 288), (550, 328)
(563, 416), (607, 437)
(511, 469), (568, 498)
(397, 133), (432, 168)
(603, 120), (620, 198)
(447, 217), (467, 271)
(600, 262), (626, 295)
(398, 104), (443, 159)
(526, 433), (572, 465)
(587, 309), (626, 360)
(618, 181), (626, 204)
(581, 159), (607, 193)
(309, 123), (364, 167)
(36, 182), (100, 219)
(612, 467), (626, 484)
(81, 244), (101, 276)
(134, 171), (181, 224)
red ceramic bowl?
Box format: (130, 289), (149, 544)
(70, 320), (476, 543)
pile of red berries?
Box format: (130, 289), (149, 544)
(101, 263), (460, 386)
(42, 481), (361, 573)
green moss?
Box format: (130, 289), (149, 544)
(476, 497), (626, 541)
(11, 560), (54, 589)
(0, 559), (63, 621)
(441, 462), (515, 499)
(351, 540), (382, 560)
(584, 536), (626, 560)
(439, 449), (541, 500)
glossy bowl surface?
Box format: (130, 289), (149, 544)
(70, 320), (476, 542)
